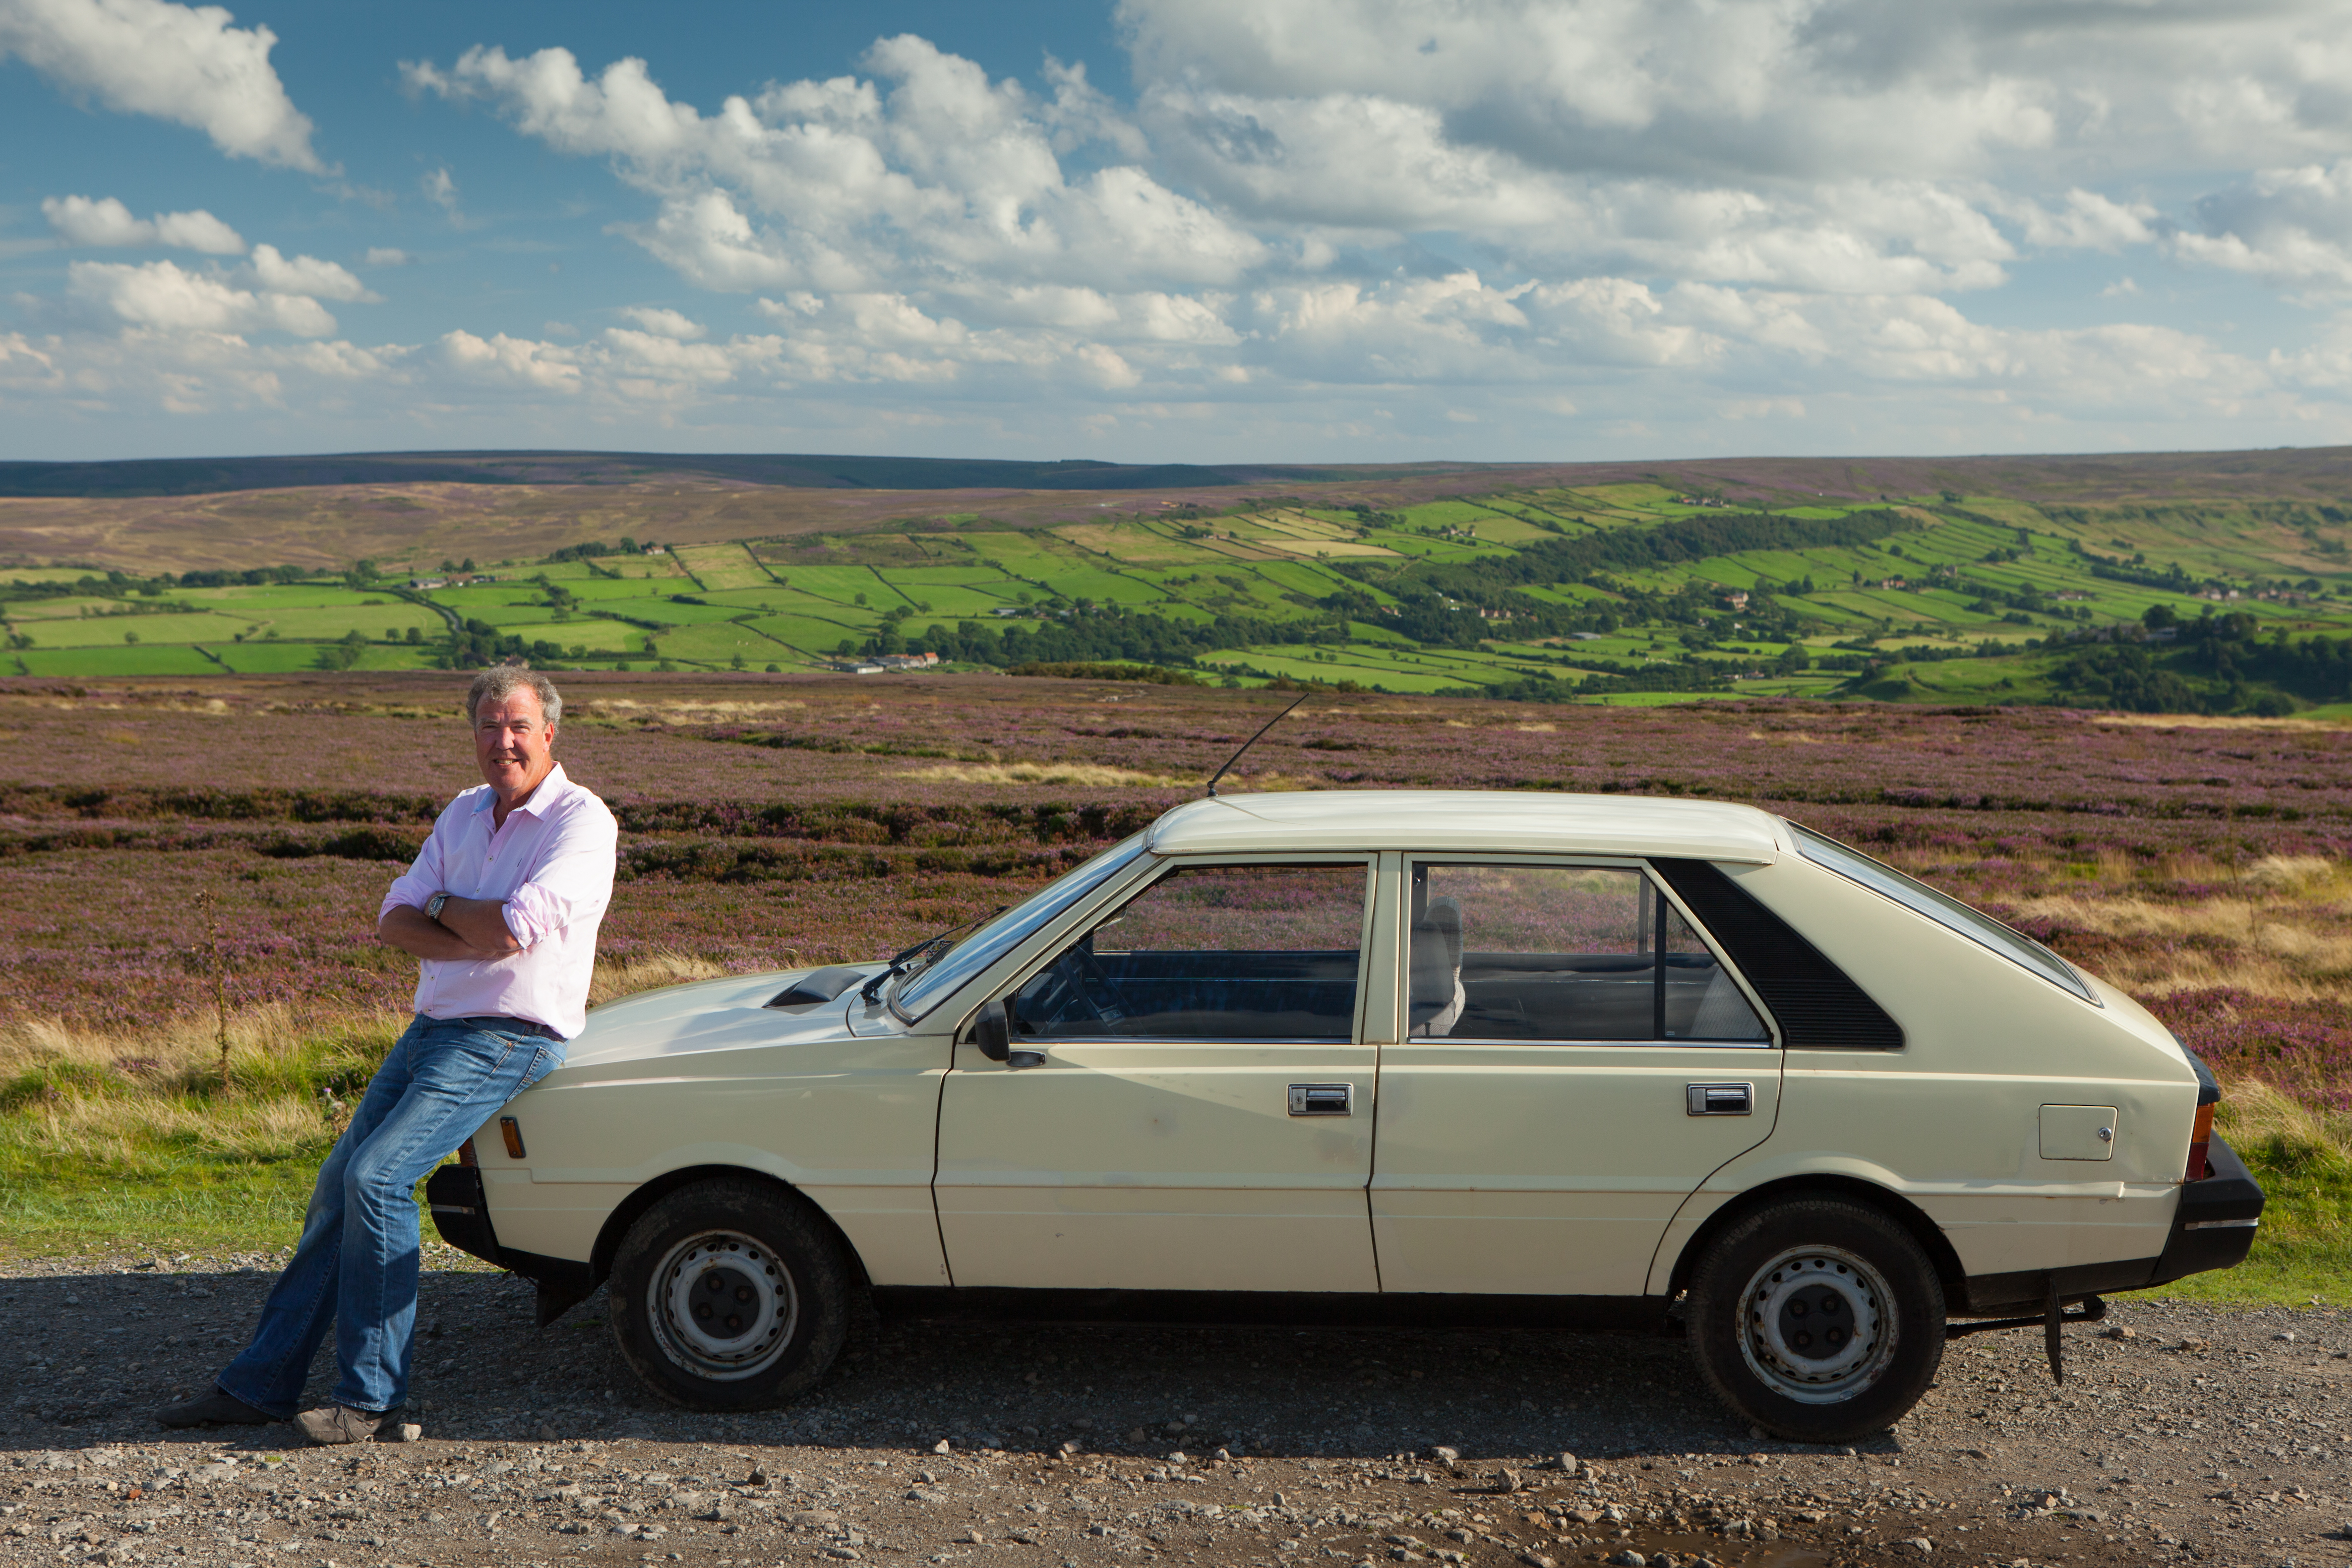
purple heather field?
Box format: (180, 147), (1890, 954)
(2, 671), (2347, 1108)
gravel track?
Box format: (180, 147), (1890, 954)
(3, 1255), (2345, 1568)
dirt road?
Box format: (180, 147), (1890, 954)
(3, 1256), (2345, 1568)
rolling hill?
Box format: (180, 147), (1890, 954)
(4, 448), (2351, 715)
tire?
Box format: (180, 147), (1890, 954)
(607, 1179), (853, 1411)
(1686, 1196), (1945, 1444)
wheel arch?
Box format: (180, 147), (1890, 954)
(1662, 1175), (1967, 1306)
(587, 1164), (873, 1292)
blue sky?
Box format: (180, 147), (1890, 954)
(7, 0), (2352, 464)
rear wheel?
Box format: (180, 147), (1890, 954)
(608, 1179), (851, 1410)
(1686, 1197), (1945, 1443)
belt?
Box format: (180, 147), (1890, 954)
(453, 1014), (563, 1041)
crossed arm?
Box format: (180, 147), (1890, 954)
(377, 896), (525, 960)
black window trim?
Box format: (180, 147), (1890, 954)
(1648, 856), (1907, 1052)
(1399, 853), (1781, 1050)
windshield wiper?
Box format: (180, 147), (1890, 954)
(859, 907), (1006, 1004)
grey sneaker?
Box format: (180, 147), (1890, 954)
(293, 1405), (389, 1445)
(155, 1387), (276, 1428)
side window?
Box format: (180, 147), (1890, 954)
(1011, 863), (1367, 1042)
(1409, 863), (1768, 1043)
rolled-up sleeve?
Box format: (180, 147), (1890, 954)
(501, 800), (619, 949)
(377, 807), (452, 923)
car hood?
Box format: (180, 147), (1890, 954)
(558, 965), (876, 1069)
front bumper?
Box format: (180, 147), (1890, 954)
(1959, 1135), (2266, 1316)
(425, 1162), (599, 1326)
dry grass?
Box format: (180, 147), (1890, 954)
(0, 1000), (402, 1098)
(577, 697), (807, 724)
(2088, 713), (2349, 732)
(2214, 1073), (2352, 1159)
(901, 761), (1200, 788)
(587, 949), (732, 1007)
(27, 1091), (330, 1163)
(0, 951), (730, 1165)
(2001, 855), (2352, 999)
(1745, 728), (1824, 744)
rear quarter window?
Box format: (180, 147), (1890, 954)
(1787, 823), (2096, 1003)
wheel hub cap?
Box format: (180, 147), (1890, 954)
(1737, 1245), (1895, 1405)
(649, 1231), (797, 1382)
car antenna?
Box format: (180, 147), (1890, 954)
(1206, 690), (1311, 798)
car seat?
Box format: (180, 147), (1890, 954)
(1408, 894), (1465, 1037)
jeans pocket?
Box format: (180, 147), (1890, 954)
(521, 1044), (561, 1091)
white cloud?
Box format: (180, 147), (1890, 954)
(153, 208), (245, 253)
(27, 8), (2352, 455)
(437, 329), (581, 391)
(248, 243), (376, 302)
(362, 247), (412, 267)
(43, 193), (245, 252)
(422, 167), (462, 220)
(69, 257), (336, 335)
(0, 0), (324, 171)
(407, 35), (1268, 299)
(2171, 161), (2352, 287)
(618, 305), (705, 340)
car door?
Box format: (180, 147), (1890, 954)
(1370, 857), (1783, 1296)
(934, 857), (1381, 1293)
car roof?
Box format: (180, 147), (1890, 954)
(1145, 790), (1791, 863)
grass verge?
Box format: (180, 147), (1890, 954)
(1, 992), (2342, 1308)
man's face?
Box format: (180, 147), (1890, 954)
(475, 688), (556, 798)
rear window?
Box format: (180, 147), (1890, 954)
(1788, 824), (2096, 1003)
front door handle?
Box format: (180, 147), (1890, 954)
(1289, 1083), (1352, 1117)
(1686, 1082), (1753, 1116)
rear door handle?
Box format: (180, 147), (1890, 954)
(1289, 1083), (1353, 1117)
(1686, 1082), (1753, 1116)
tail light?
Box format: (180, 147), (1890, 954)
(499, 1116), (527, 1159)
(2185, 1101), (2214, 1182)
(457, 1138), (478, 1167)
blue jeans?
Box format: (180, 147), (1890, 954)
(219, 1015), (560, 1417)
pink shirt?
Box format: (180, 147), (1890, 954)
(378, 763), (618, 1040)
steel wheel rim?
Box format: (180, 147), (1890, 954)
(1736, 1244), (1896, 1405)
(648, 1229), (797, 1382)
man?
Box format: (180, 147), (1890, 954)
(156, 667), (617, 1444)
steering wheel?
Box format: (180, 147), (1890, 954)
(1017, 941), (1136, 1030)
(1066, 939), (1135, 1024)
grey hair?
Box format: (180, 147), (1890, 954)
(466, 665), (563, 734)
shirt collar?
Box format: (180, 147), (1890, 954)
(473, 761), (570, 819)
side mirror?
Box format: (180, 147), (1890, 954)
(971, 999), (1010, 1062)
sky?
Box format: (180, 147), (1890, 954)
(9, 0), (2352, 465)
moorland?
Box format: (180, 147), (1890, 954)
(0, 669), (2346, 1305)
(5, 446), (2352, 715)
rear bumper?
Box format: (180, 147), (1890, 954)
(2146, 1134), (2266, 1289)
(1959, 1135), (2265, 1316)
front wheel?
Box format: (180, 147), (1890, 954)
(608, 1179), (852, 1410)
(1686, 1197), (1945, 1443)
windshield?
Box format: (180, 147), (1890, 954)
(1788, 823), (2095, 1003)
(889, 834), (1151, 1021)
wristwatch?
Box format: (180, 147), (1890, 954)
(425, 892), (451, 922)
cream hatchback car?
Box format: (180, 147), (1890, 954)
(429, 790), (2262, 1442)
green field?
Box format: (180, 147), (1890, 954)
(7, 482), (2352, 712)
